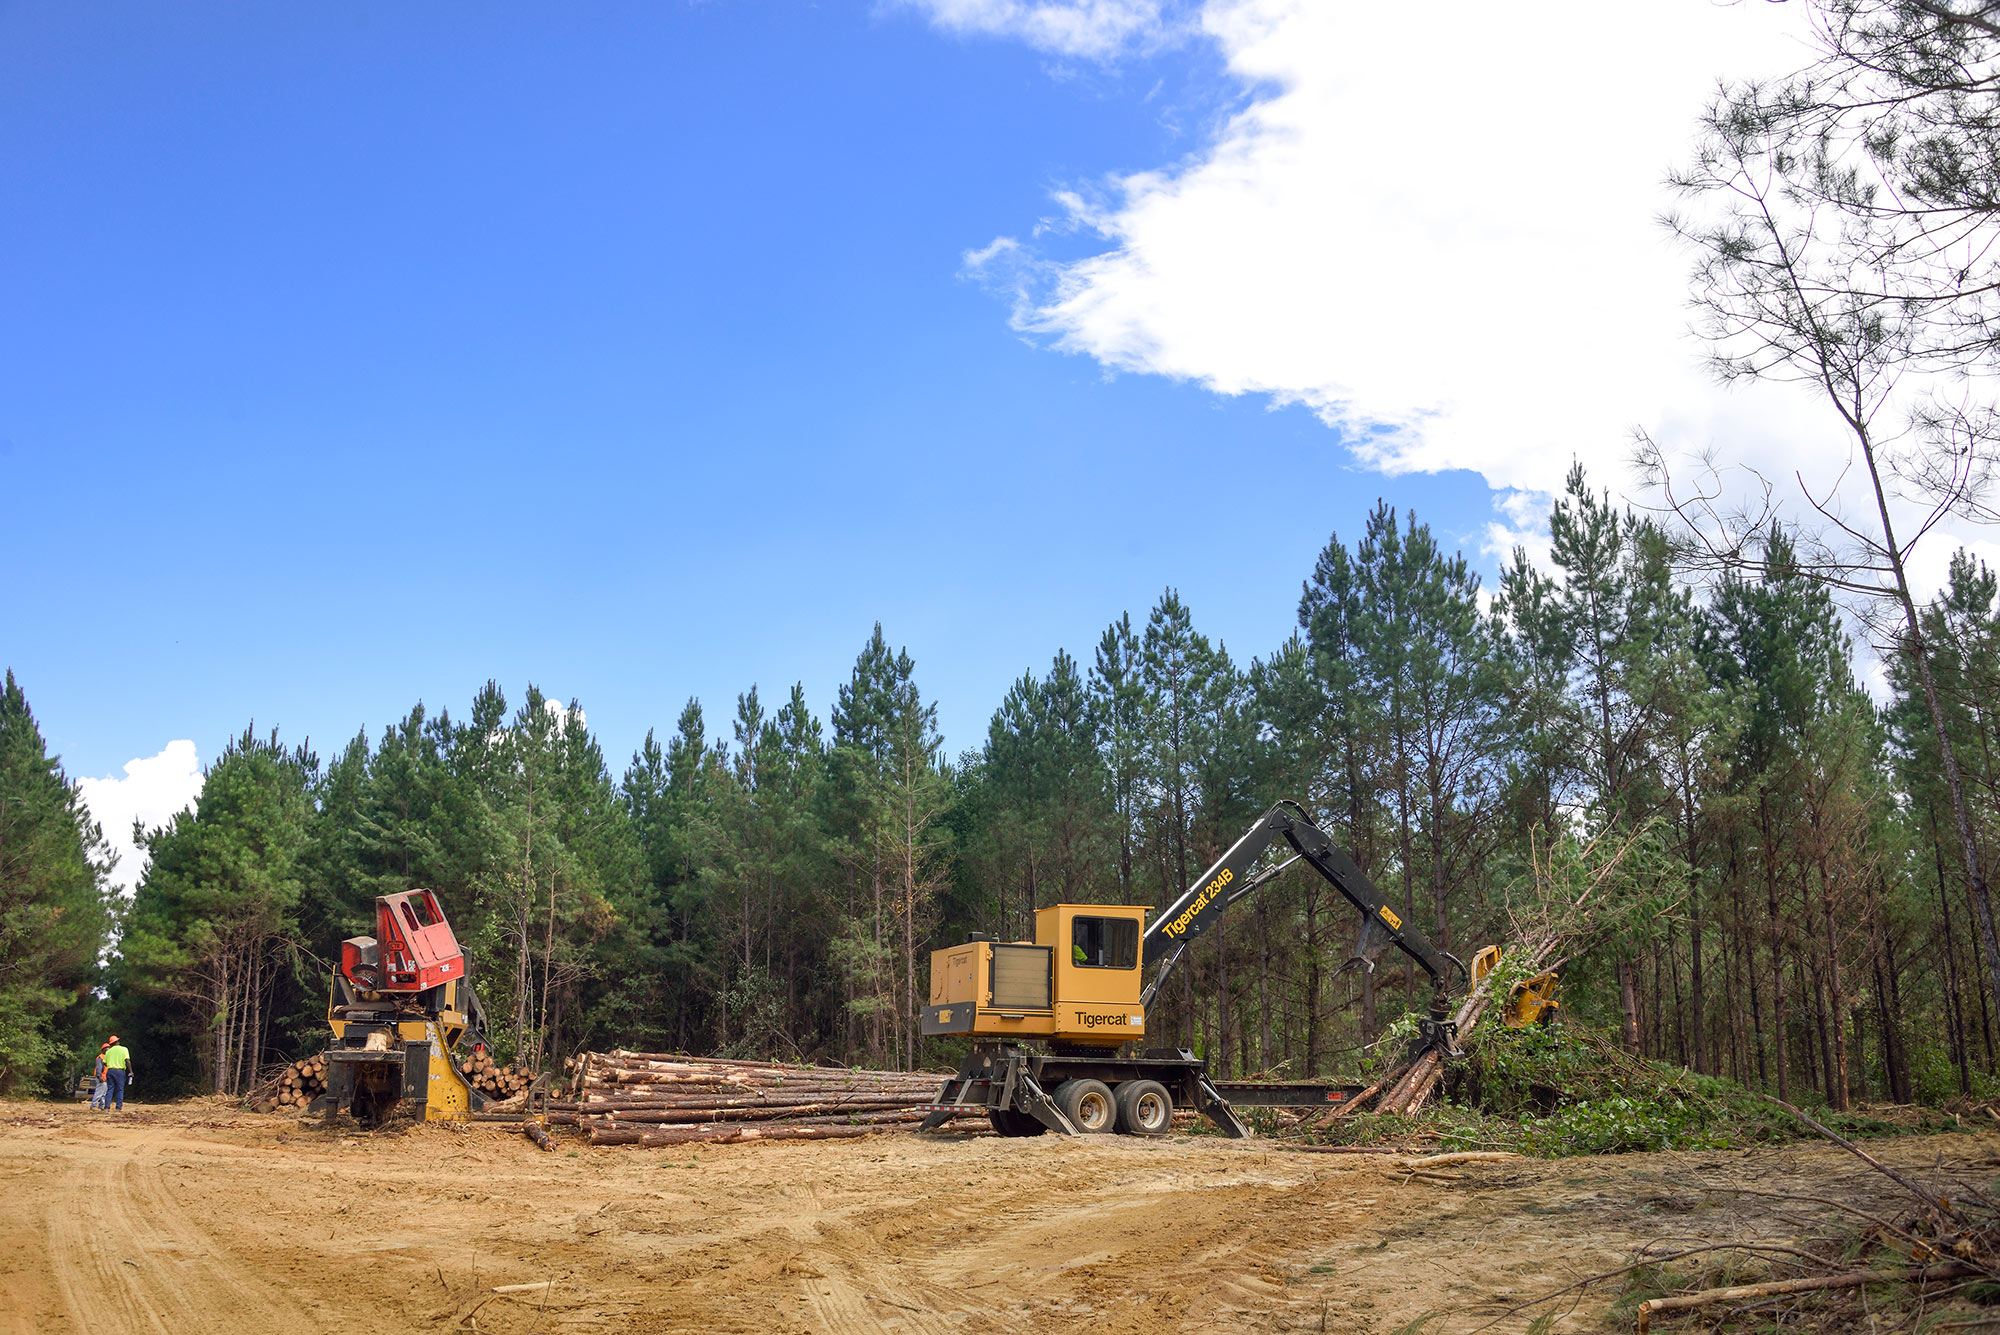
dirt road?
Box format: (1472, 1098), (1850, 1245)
(4, 1102), (1996, 1334)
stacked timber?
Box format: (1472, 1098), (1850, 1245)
(460, 1053), (535, 1100)
(249, 1056), (328, 1113)
(553, 1051), (982, 1147)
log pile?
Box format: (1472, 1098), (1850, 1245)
(460, 1053), (535, 1101)
(553, 1051), (982, 1147)
(249, 1056), (328, 1114)
(245, 1051), (539, 1114)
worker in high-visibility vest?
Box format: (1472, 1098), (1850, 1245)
(101, 1036), (132, 1110)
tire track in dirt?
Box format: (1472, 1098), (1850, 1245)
(786, 1148), (1322, 1335)
(692, 1173), (987, 1335)
(794, 1216), (981, 1335)
(14, 1105), (2000, 1334)
(41, 1127), (296, 1334)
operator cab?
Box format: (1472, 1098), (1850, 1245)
(1070, 914), (1138, 969)
(924, 904), (1148, 1049)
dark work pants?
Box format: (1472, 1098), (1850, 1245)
(106, 1068), (126, 1109)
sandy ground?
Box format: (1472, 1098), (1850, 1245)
(4, 1101), (1998, 1335)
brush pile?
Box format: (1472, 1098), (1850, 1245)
(552, 1051), (982, 1146)
(1501, 1100), (2000, 1332)
(460, 1053), (536, 1101)
(248, 1057), (327, 1113)
(1328, 825), (1647, 1122)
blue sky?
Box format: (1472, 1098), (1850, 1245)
(6, 0), (1838, 884)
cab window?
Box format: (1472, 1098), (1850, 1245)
(1071, 916), (1137, 969)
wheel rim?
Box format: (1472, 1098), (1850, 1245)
(1136, 1090), (1169, 1132)
(1078, 1090), (1112, 1131)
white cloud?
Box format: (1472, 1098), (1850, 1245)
(76, 741), (203, 897)
(962, 0), (1874, 513)
(894, 0), (1179, 59)
(486, 697), (588, 751)
(1905, 536), (2000, 608)
(1482, 488), (1557, 573)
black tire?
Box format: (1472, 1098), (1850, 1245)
(988, 1107), (1047, 1137)
(1114, 1079), (1173, 1136)
(1053, 1078), (1116, 1133)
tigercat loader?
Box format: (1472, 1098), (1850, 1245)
(313, 889), (544, 1128)
(919, 800), (1490, 1138)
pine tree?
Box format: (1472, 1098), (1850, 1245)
(1635, 537), (1742, 1076)
(1356, 503), (1424, 1010)
(1710, 530), (1878, 1102)
(1546, 465), (1652, 1049)
(119, 727), (315, 1094)
(983, 669), (1047, 937)
(0, 671), (114, 1093)
(1089, 613), (1146, 899)
(976, 650), (1116, 941)
(1399, 513), (1502, 958)
(1136, 590), (1242, 1060)
(826, 625), (949, 1066)
(1888, 551), (2000, 1087)
(1492, 545), (1575, 842)
(1301, 529), (1389, 1040)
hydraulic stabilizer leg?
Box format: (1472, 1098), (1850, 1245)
(322, 1059), (355, 1125)
(1193, 1071), (1253, 1139)
(1013, 1068), (1079, 1135)
(919, 1053), (978, 1132)
(918, 1085), (963, 1132)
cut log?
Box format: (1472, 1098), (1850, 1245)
(587, 1119), (969, 1148)
(1634, 1265), (1974, 1333)
(1394, 1152), (1522, 1168)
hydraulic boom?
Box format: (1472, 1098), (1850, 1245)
(1141, 799), (1465, 1024)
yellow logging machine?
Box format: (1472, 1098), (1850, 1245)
(918, 800), (1481, 1138)
(315, 889), (546, 1129)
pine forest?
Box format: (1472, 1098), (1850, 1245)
(10, 464), (2000, 1116)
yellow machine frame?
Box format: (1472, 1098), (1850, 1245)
(326, 973), (482, 1122)
(925, 904), (1150, 1049)
(1467, 945), (1561, 1029)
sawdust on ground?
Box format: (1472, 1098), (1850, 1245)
(3, 1099), (1997, 1334)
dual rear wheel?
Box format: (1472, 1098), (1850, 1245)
(1114, 1079), (1173, 1135)
(987, 1078), (1173, 1137)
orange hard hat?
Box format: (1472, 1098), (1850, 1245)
(106, 1035), (118, 1043)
